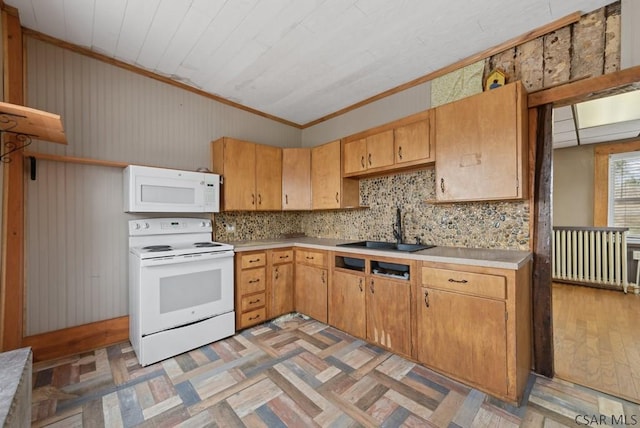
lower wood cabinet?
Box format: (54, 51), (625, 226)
(329, 269), (366, 338)
(268, 248), (294, 318)
(235, 251), (267, 329)
(366, 275), (411, 357)
(417, 261), (531, 404)
(295, 249), (328, 323)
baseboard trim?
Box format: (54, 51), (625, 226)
(23, 316), (129, 362)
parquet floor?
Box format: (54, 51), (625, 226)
(553, 282), (640, 404)
(32, 315), (640, 427)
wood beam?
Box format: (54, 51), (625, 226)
(1, 9), (24, 352)
(528, 65), (640, 107)
(532, 104), (554, 377)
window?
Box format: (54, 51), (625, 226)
(608, 151), (640, 237)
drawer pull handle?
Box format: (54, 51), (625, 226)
(306, 256), (314, 260)
(398, 146), (403, 160)
(248, 314), (261, 321)
(258, 194), (262, 205)
(368, 153), (372, 166)
(285, 194), (288, 205)
(249, 298), (261, 304)
(252, 193), (255, 205)
(335, 192), (339, 203)
(249, 279), (261, 284)
(279, 255), (289, 259)
(361, 155), (365, 168)
(440, 178), (445, 193)
(424, 290), (429, 308)
(448, 278), (468, 284)
(274, 267), (279, 280)
(370, 279), (374, 294)
(358, 278), (363, 292)
(248, 258), (261, 263)
(321, 271), (325, 284)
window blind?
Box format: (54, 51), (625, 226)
(609, 151), (640, 235)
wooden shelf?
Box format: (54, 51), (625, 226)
(0, 101), (66, 161)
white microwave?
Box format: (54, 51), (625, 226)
(124, 165), (220, 213)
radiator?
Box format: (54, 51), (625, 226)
(552, 227), (630, 293)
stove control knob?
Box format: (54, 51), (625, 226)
(200, 221), (206, 227)
(143, 222), (150, 229)
(134, 223), (141, 230)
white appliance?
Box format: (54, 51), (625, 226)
(124, 165), (220, 213)
(128, 218), (234, 366)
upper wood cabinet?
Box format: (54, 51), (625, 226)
(311, 140), (360, 209)
(282, 148), (311, 210)
(211, 137), (282, 211)
(433, 81), (528, 202)
(342, 110), (433, 178)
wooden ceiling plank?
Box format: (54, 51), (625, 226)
(114, 0), (160, 63)
(63, 0), (94, 46)
(91, 0), (126, 54)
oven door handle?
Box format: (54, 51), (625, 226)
(140, 250), (234, 266)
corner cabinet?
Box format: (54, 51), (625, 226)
(433, 81), (528, 202)
(211, 137), (282, 211)
(417, 260), (531, 405)
(311, 140), (359, 209)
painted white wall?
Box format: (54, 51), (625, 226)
(621, 0), (640, 68)
(553, 145), (594, 227)
(300, 82), (431, 147)
(24, 37), (301, 334)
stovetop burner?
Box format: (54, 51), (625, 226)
(143, 245), (173, 252)
(194, 242), (222, 247)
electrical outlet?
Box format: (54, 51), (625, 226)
(225, 223), (235, 233)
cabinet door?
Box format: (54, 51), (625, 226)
(311, 140), (341, 209)
(294, 264), (327, 323)
(255, 144), (282, 211)
(222, 139), (256, 210)
(366, 276), (411, 356)
(366, 130), (394, 170)
(330, 270), (366, 338)
(343, 138), (367, 175)
(417, 287), (508, 396)
(435, 82), (523, 201)
(270, 263), (294, 318)
(282, 148), (311, 210)
(394, 119), (431, 164)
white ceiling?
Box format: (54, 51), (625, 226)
(6, 0), (616, 125)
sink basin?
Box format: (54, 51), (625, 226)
(337, 240), (435, 253)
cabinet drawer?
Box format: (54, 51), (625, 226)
(240, 252), (266, 269)
(238, 268), (266, 294)
(241, 292), (266, 312)
(296, 249), (326, 267)
(271, 249), (293, 264)
(422, 267), (505, 299)
(240, 308), (266, 327)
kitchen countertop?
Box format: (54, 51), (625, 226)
(227, 237), (531, 270)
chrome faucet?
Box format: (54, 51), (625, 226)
(393, 207), (403, 245)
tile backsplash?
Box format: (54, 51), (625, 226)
(214, 168), (529, 251)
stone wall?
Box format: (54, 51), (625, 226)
(214, 3), (621, 251)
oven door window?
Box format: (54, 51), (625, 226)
(140, 255), (233, 336)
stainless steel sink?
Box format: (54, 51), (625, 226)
(337, 240), (435, 252)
